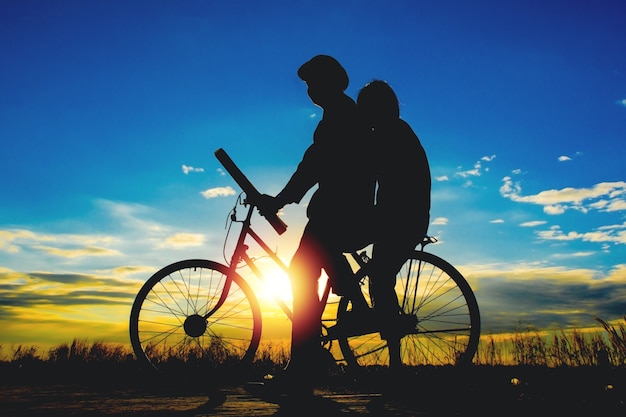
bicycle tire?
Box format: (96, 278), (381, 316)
(129, 259), (262, 372)
(338, 250), (480, 367)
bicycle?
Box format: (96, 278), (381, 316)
(129, 148), (481, 372)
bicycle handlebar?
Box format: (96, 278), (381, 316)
(214, 148), (288, 235)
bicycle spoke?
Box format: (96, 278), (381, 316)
(338, 250), (480, 367)
(130, 260), (262, 371)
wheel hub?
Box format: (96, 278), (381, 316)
(183, 314), (207, 337)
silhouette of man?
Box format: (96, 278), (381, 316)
(357, 80), (431, 367)
(259, 55), (376, 396)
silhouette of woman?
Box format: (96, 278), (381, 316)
(357, 80), (431, 366)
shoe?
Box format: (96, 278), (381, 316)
(245, 371), (314, 403)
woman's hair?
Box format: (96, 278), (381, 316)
(357, 80), (400, 120)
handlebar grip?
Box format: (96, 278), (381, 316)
(214, 148), (287, 235)
(263, 211), (288, 235)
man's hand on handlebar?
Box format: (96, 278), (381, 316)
(257, 194), (285, 218)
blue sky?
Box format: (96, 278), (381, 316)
(1, 0), (625, 348)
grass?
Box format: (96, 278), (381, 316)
(1, 316), (624, 387)
(476, 316), (626, 368)
(1, 320), (623, 417)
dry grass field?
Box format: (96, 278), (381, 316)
(1, 318), (625, 416)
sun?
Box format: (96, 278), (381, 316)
(257, 266), (293, 304)
(250, 261), (335, 314)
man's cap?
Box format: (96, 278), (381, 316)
(297, 55), (349, 91)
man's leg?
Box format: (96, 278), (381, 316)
(285, 229), (324, 393)
(324, 249), (369, 311)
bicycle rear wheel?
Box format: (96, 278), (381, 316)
(338, 250), (480, 367)
(129, 259), (262, 372)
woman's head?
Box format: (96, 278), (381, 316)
(357, 80), (400, 123)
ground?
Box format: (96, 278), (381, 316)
(0, 366), (624, 416)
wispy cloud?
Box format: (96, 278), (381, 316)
(182, 164), (205, 174)
(0, 269), (138, 344)
(520, 220), (547, 227)
(200, 186), (236, 199)
(431, 217), (448, 225)
(552, 251), (595, 258)
(455, 162), (482, 178)
(0, 199), (224, 282)
(455, 155), (496, 183)
(435, 175), (449, 182)
(500, 178), (626, 215)
(97, 199), (164, 233)
(1, 229), (38, 253)
(461, 263), (626, 332)
(490, 219), (504, 224)
(110, 265), (156, 277)
(0, 270), (138, 308)
(158, 233), (205, 249)
(32, 245), (121, 258)
(536, 223), (626, 245)
(557, 151), (583, 162)
(1, 228), (117, 257)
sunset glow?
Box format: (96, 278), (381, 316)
(1, 0), (625, 351)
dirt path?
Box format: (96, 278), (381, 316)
(0, 384), (421, 417)
(1, 366), (624, 416)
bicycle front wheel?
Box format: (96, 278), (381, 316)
(338, 250), (480, 367)
(129, 259), (262, 372)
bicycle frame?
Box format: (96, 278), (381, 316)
(214, 148), (464, 347)
(216, 195), (364, 326)
(220, 198), (296, 321)
(130, 149), (480, 370)
(213, 147), (367, 331)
